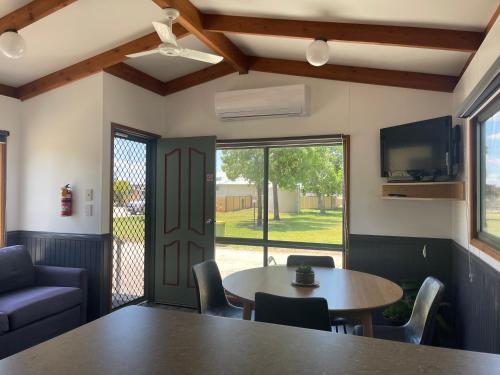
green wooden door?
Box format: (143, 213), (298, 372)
(154, 136), (216, 306)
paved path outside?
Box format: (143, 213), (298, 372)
(111, 241), (343, 302)
(216, 245), (343, 279)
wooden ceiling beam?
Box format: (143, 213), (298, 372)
(152, 0), (248, 73)
(104, 63), (166, 96)
(163, 61), (235, 95)
(249, 57), (458, 93)
(0, 0), (77, 32)
(16, 24), (189, 100)
(0, 84), (17, 99)
(204, 14), (484, 53)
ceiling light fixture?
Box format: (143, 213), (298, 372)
(0, 30), (26, 59)
(306, 39), (329, 67)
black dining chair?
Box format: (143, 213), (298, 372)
(286, 255), (335, 268)
(286, 255), (347, 333)
(192, 260), (243, 319)
(254, 292), (332, 332)
(353, 276), (445, 345)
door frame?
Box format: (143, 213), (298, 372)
(108, 123), (160, 311)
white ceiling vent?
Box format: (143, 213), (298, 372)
(214, 84), (309, 121)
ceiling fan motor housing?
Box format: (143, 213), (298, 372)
(159, 42), (180, 56)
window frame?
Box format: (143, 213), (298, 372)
(0, 141), (6, 247)
(469, 93), (500, 261)
(215, 135), (351, 268)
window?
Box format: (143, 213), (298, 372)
(471, 94), (500, 260)
(0, 131), (8, 247)
(214, 136), (350, 277)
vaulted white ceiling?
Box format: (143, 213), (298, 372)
(226, 34), (471, 76)
(0, 0), (498, 87)
(0, 0), (165, 86)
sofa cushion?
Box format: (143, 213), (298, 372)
(0, 246), (35, 294)
(0, 286), (83, 333)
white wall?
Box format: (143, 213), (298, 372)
(11, 72), (170, 235)
(0, 96), (21, 231)
(101, 73), (166, 233)
(163, 72), (453, 238)
(7, 61), (461, 241)
(451, 20), (500, 270)
(18, 74), (104, 234)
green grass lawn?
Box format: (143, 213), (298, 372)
(217, 208), (343, 244)
(113, 208), (343, 245)
(113, 215), (145, 242)
(484, 210), (500, 237)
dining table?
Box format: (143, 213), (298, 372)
(223, 265), (403, 337)
(1, 306), (499, 375)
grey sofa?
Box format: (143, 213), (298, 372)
(0, 245), (87, 359)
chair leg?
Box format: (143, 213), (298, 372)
(343, 324), (347, 334)
(335, 325), (338, 333)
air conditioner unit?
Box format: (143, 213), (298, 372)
(214, 84), (309, 121)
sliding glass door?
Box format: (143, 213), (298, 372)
(215, 137), (347, 278)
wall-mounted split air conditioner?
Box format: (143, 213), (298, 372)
(214, 84), (309, 121)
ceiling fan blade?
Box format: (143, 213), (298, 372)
(152, 21), (177, 46)
(126, 49), (160, 58)
(178, 48), (224, 64)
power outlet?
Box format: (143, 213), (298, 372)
(85, 204), (93, 217)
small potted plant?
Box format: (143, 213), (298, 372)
(295, 264), (315, 285)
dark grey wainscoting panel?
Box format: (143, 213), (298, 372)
(7, 231), (111, 321)
(349, 234), (452, 295)
(451, 241), (500, 354)
(348, 234), (453, 329)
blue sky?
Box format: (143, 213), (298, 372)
(216, 150), (249, 184)
(485, 111), (500, 187)
(113, 138), (146, 185)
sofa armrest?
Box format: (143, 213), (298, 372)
(34, 265), (87, 289)
(34, 265), (88, 324)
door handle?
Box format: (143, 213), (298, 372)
(206, 218), (216, 224)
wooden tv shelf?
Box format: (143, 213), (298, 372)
(382, 181), (465, 201)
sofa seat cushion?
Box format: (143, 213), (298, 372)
(0, 286), (82, 333)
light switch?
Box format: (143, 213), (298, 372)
(85, 188), (93, 202)
(85, 204), (93, 217)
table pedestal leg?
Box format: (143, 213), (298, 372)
(242, 301), (252, 320)
(359, 311), (373, 337)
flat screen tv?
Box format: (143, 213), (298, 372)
(380, 116), (453, 181)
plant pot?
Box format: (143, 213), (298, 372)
(382, 317), (406, 326)
(296, 271), (315, 285)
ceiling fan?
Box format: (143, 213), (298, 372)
(127, 8), (223, 64)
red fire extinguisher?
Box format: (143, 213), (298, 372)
(61, 184), (72, 216)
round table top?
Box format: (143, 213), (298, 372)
(223, 266), (403, 313)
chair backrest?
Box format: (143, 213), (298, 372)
(0, 245), (35, 294)
(406, 276), (445, 345)
(192, 260), (229, 314)
(254, 292), (332, 332)
(286, 255), (335, 268)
